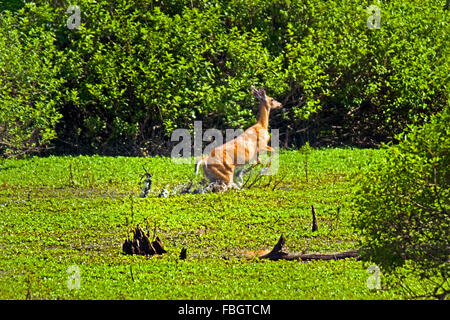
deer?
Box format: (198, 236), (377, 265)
(195, 88), (282, 189)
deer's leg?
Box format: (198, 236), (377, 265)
(250, 158), (262, 170)
(249, 145), (272, 172)
(255, 146), (276, 175)
(221, 170), (233, 186)
(204, 162), (234, 186)
(265, 146), (275, 168)
(234, 167), (245, 188)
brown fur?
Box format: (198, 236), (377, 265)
(196, 88), (281, 186)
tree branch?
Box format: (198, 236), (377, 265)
(259, 235), (360, 261)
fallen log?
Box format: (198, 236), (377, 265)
(259, 235), (360, 261)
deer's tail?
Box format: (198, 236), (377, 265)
(195, 157), (207, 175)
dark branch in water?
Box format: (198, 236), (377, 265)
(259, 235), (360, 261)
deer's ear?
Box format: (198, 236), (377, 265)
(251, 87), (261, 99)
(257, 88), (267, 102)
(258, 88), (267, 97)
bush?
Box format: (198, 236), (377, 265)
(0, 0), (447, 155)
(285, 0), (449, 145)
(352, 107), (450, 299)
(0, 4), (63, 157)
(56, 0), (286, 154)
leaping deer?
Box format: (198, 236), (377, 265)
(195, 88), (282, 189)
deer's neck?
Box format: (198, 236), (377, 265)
(257, 103), (270, 129)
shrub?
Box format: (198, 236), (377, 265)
(56, 0), (286, 154)
(0, 0), (447, 155)
(285, 0), (449, 145)
(0, 4), (63, 157)
(352, 107), (450, 299)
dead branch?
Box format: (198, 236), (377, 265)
(259, 235), (360, 261)
(180, 247), (187, 260)
(311, 205), (318, 232)
(122, 225), (167, 256)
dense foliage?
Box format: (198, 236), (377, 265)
(0, 0), (448, 155)
(1, 0), (448, 300)
(353, 107), (450, 299)
(0, 6), (63, 157)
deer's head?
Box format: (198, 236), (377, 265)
(252, 88), (282, 110)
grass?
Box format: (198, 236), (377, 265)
(0, 147), (409, 299)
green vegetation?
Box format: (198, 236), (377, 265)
(0, 0), (448, 155)
(0, 0), (448, 301)
(0, 6), (63, 157)
(353, 107), (450, 299)
(0, 148), (411, 299)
